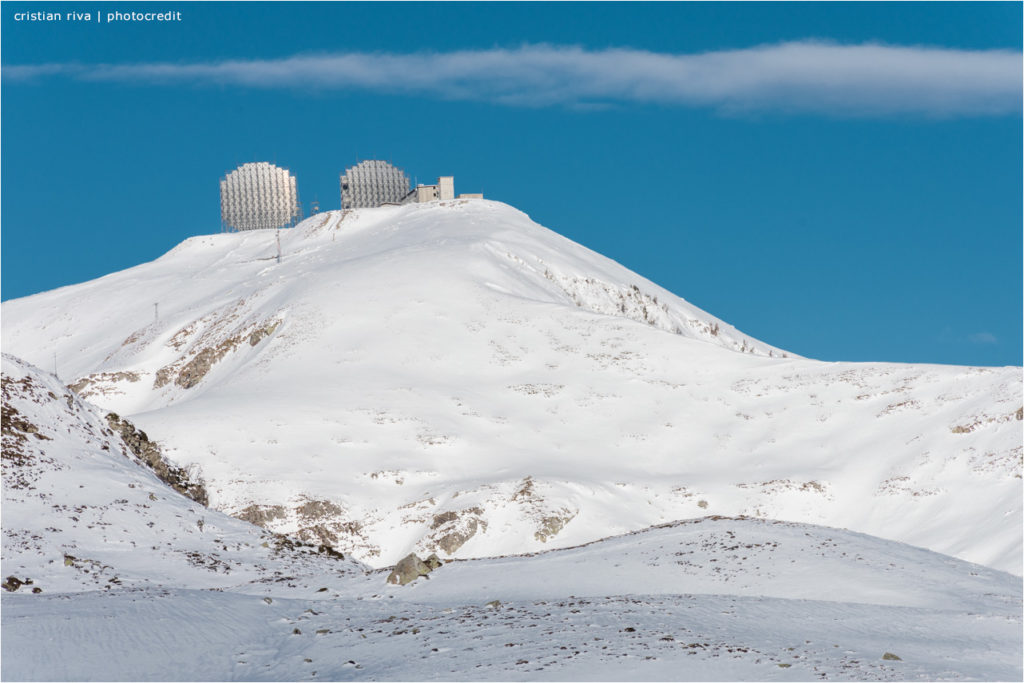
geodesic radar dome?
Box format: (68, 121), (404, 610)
(220, 162), (300, 232)
(340, 160), (411, 209)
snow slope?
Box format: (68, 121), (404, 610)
(0, 353), (365, 594)
(2, 356), (1020, 681)
(2, 200), (1021, 573)
(7, 580), (1021, 681)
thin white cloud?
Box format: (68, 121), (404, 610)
(968, 332), (999, 345)
(4, 42), (1021, 116)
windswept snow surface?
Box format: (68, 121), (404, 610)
(2, 200), (1021, 575)
(1, 356), (1021, 681)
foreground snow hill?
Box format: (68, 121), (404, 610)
(2, 200), (1021, 574)
(5, 524), (1021, 682)
(2, 357), (1021, 680)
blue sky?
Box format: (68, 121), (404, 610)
(2, 2), (1021, 366)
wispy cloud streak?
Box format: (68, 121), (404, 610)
(4, 42), (1021, 116)
(968, 332), (999, 345)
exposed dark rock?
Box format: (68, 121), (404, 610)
(2, 375), (54, 477)
(105, 412), (208, 506)
(2, 576), (24, 592)
(67, 371), (141, 399)
(512, 476), (536, 501)
(437, 519), (480, 554)
(272, 498), (376, 558)
(2, 398), (47, 487)
(1, 402), (50, 445)
(534, 510), (577, 543)
(509, 476), (578, 543)
(300, 524), (339, 547)
(431, 510), (459, 529)
(426, 506), (486, 555)
(317, 544), (345, 560)
(296, 499), (344, 520)
(154, 319), (280, 390)
(249, 322), (279, 346)
(236, 504), (288, 527)
(153, 366), (175, 389)
(176, 347), (223, 390)
(387, 553), (432, 585)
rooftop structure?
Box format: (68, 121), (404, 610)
(401, 176), (456, 204)
(340, 160), (410, 209)
(220, 162), (301, 232)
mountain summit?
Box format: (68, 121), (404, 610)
(2, 199), (1020, 573)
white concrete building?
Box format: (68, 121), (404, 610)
(438, 176), (454, 200)
(220, 162), (301, 232)
(401, 176), (460, 204)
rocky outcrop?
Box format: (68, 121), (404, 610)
(535, 511), (577, 543)
(153, 319), (280, 390)
(513, 476), (578, 544)
(105, 413), (208, 506)
(175, 347), (225, 390)
(292, 497), (368, 551)
(2, 402), (51, 455)
(409, 479), (581, 558)
(248, 322), (279, 346)
(428, 507), (486, 555)
(2, 576), (25, 592)
(2, 375), (61, 490)
(67, 371), (141, 400)
(236, 504), (288, 527)
(231, 497), (378, 559)
(387, 552), (443, 585)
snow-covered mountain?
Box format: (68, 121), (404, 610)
(2, 199), (1021, 574)
(0, 353), (365, 595)
(2, 342), (1021, 681)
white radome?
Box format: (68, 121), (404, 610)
(219, 161), (300, 231)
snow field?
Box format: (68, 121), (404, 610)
(2, 354), (1020, 681)
(2, 200), (1019, 574)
